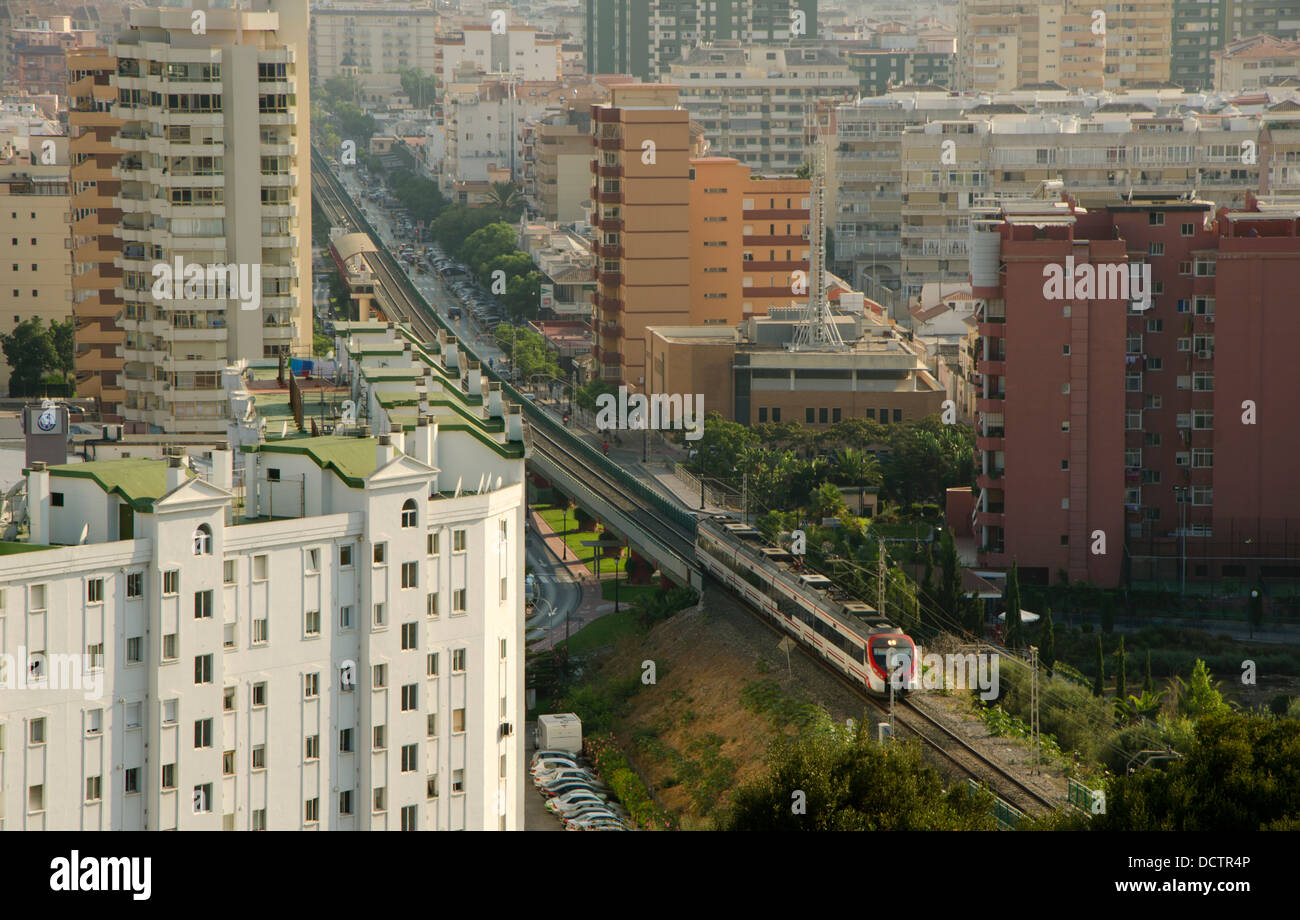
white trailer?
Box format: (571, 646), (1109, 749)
(536, 713), (583, 754)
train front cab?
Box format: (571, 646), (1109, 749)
(867, 634), (919, 695)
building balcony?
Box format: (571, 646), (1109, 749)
(976, 469), (1005, 490)
(979, 359), (1005, 378)
(592, 184), (623, 205)
(69, 108), (124, 129)
(76, 346), (122, 371)
(974, 510), (1005, 528)
(977, 320), (1005, 335)
(743, 260), (806, 272)
(975, 396), (1005, 414)
(74, 322), (125, 345)
(71, 160), (117, 184)
(595, 136), (622, 152)
(594, 293), (622, 313)
(595, 242), (624, 259)
(975, 434), (1004, 452)
(592, 162), (623, 178)
(742, 234), (807, 246)
(596, 216), (624, 232)
(596, 270), (623, 286)
(600, 322), (623, 339)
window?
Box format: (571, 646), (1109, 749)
(127, 572), (143, 597)
(373, 787), (387, 812)
(304, 609), (321, 635)
(1147, 358), (1163, 372)
(1192, 410), (1214, 430)
(161, 764), (176, 790)
(339, 544), (353, 567)
(125, 768), (140, 795)
(453, 708), (466, 733)
(401, 804), (418, 830)
(304, 672), (319, 698)
(194, 589), (213, 619)
(427, 774), (439, 798)
(427, 713), (438, 737)
(1193, 372), (1214, 392)
(452, 769), (465, 793)
(1181, 223), (1194, 236)
(163, 570), (179, 594)
(87, 642), (104, 670)
(339, 790), (354, 815)
(87, 578), (104, 603)
(253, 618), (268, 643)
(127, 636), (143, 663)
(223, 750), (235, 776)
(427, 652), (439, 677)
(373, 543), (387, 564)
(402, 684), (418, 711)
(1148, 212), (1164, 226)
(253, 555), (268, 580)
(305, 734), (320, 760)
(305, 797), (319, 823)
(1192, 448), (1214, 469)
(223, 560), (237, 584)
(253, 745), (266, 769)
(126, 702), (143, 729)
(373, 603), (386, 627)
(30, 717), (46, 744)
(194, 718), (213, 748)
(306, 548), (320, 573)
(194, 654), (213, 684)
(1147, 319), (1163, 333)
(401, 622), (417, 650)
(1148, 242), (1165, 256)
(401, 499), (418, 528)
(163, 633), (178, 660)
(252, 809), (266, 831)
(1191, 487), (1214, 507)
(340, 728), (354, 753)
(427, 533), (439, 555)
(193, 524), (212, 555)
(500, 638), (508, 660)
(453, 530), (467, 552)
(401, 743), (418, 772)
(427, 592), (439, 617)
(85, 775), (103, 803)
(452, 649), (466, 672)
(401, 561), (418, 589)
(253, 682), (267, 706)
(374, 725), (387, 750)
(453, 589), (466, 613)
(223, 686), (236, 711)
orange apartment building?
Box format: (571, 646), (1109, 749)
(591, 83), (693, 388)
(66, 46), (126, 419)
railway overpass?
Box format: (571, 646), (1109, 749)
(311, 149), (703, 590)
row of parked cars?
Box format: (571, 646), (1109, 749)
(532, 749), (630, 831)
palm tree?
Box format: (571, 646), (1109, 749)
(486, 181), (521, 213)
(832, 447), (880, 512)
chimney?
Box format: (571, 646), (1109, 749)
(467, 360), (482, 395)
(166, 454), (187, 491)
(444, 335), (459, 371)
(488, 382), (503, 418)
(377, 433), (397, 467)
(208, 445), (233, 492)
(413, 416), (433, 465)
(27, 462), (50, 545)
(357, 424), (372, 438)
(506, 405), (524, 442)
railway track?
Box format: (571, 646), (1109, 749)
(720, 574), (1056, 817)
(313, 158), (1059, 817)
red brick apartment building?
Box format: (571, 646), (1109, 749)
(969, 193), (1300, 588)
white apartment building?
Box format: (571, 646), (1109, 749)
(667, 43), (858, 171)
(309, 0), (441, 99)
(107, 2), (311, 435)
(436, 24), (560, 88)
(0, 423), (526, 830)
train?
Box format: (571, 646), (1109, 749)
(696, 516), (919, 696)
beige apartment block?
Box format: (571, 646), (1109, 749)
(532, 112), (594, 223)
(309, 0), (440, 100)
(67, 46), (126, 417)
(105, 0), (311, 434)
(1214, 34), (1300, 94)
(0, 125), (72, 395)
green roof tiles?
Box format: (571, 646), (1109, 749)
(246, 435), (383, 488)
(44, 458), (192, 512)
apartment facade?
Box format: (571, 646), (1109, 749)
(585, 0), (820, 81)
(105, 2), (312, 434)
(591, 83), (693, 387)
(970, 194), (1300, 588)
(309, 0), (440, 99)
(1, 429), (525, 830)
(1213, 34), (1300, 93)
(0, 111), (71, 395)
(530, 109), (594, 221)
(436, 24), (560, 88)
(845, 49), (956, 95)
(68, 47), (126, 417)
(666, 44), (857, 172)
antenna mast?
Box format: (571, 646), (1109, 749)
(791, 132), (845, 350)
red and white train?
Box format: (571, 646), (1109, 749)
(696, 517), (919, 696)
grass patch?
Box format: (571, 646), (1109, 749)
(534, 504), (624, 575)
(557, 609), (641, 656)
(600, 581), (662, 604)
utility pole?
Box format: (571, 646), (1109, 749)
(1029, 644), (1040, 774)
(877, 538), (887, 617)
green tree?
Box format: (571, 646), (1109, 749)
(313, 334), (332, 357)
(1041, 610), (1056, 676)
(1003, 558), (1022, 648)
(485, 180), (522, 213)
(1093, 636), (1105, 697)
(503, 271), (544, 324)
(1114, 636), (1128, 713)
(921, 544), (934, 604)
(938, 528), (963, 632)
(50, 318), (74, 385)
(0, 317), (58, 396)
(461, 222), (518, 277)
(398, 68), (438, 110)
(1097, 712), (1300, 830)
(1143, 650), (1154, 695)
(725, 724), (995, 830)
(1179, 659), (1230, 720)
(694, 413), (759, 485)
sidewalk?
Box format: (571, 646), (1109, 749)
(528, 506), (594, 583)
